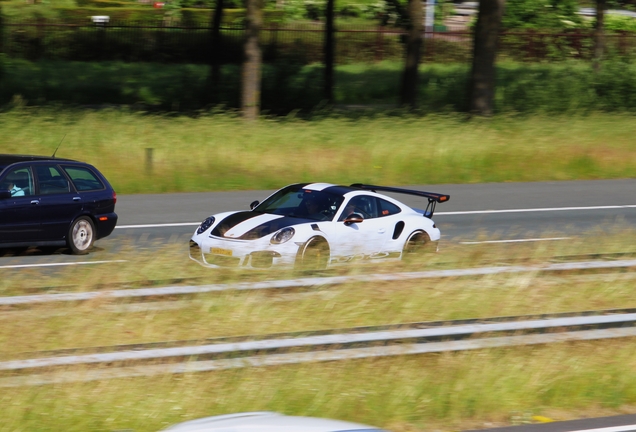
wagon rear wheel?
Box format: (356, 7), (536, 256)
(67, 216), (95, 255)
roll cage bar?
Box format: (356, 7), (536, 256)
(350, 183), (450, 218)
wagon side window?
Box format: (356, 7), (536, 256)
(35, 165), (71, 195)
(63, 166), (105, 191)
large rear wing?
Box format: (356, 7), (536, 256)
(350, 183), (450, 218)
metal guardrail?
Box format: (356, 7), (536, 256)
(2, 259), (636, 306)
(2, 311), (636, 387)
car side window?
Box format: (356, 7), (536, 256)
(1, 167), (34, 197)
(35, 165), (71, 195)
(63, 166), (105, 191)
(377, 198), (401, 217)
(339, 195), (379, 220)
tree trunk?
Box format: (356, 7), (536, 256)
(324, 0), (335, 104)
(242, 0), (263, 120)
(399, 0), (423, 108)
(468, 0), (504, 116)
(208, 0), (225, 99)
(593, 0), (606, 73)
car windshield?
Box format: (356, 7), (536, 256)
(254, 184), (344, 222)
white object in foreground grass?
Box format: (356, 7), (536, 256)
(161, 411), (388, 432)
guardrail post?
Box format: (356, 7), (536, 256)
(145, 148), (154, 175)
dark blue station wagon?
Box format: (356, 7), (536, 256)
(0, 154), (118, 254)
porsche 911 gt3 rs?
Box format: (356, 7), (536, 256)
(189, 183), (449, 270)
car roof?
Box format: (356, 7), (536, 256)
(0, 154), (76, 172)
(162, 411), (387, 431)
(296, 183), (386, 199)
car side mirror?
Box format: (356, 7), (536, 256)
(344, 212), (364, 226)
(0, 190), (11, 199)
(250, 200), (260, 210)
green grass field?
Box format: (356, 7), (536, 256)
(1, 108), (635, 194)
(2, 232), (636, 431)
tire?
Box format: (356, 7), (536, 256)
(67, 216), (95, 255)
(402, 230), (432, 261)
(296, 237), (330, 271)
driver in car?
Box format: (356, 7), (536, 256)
(304, 196), (321, 216)
(2, 177), (24, 197)
(302, 194), (334, 221)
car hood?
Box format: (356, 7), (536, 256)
(211, 211), (314, 240)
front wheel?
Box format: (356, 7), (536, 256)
(67, 216), (95, 255)
(296, 237), (330, 271)
(402, 231), (432, 262)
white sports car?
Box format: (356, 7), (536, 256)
(189, 183), (449, 270)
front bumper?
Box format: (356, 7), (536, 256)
(189, 238), (298, 269)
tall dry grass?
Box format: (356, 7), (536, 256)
(2, 231), (636, 431)
(1, 109), (635, 193)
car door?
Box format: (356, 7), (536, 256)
(331, 195), (392, 261)
(61, 164), (109, 214)
(0, 166), (42, 243)
(33, 163), (83, 241)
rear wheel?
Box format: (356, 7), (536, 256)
(296, 237), (330, 271)
(402, 231), (432, 261)
(67, 216), (95, 255)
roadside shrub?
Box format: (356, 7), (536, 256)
(606, 14), (636, 32)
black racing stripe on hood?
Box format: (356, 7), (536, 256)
(211, 211), (260, 237)
(238, 216), (314, 240)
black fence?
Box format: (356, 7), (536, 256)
(2, 18), (636, 64)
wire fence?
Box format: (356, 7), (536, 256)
(2, 18), (636, 64)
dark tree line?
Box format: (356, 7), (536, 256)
(201, 0), (607, 118)
(227, 0), (508, 117)
(0, 0), (610, 117)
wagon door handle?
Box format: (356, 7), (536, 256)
(30, 200), (39, 205)
(378, 228), (386, 234)
(73, 196), (81, 201)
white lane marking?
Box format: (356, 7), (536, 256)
(113, 205), (636, 230)
(568, 425), (636, 432)
(116, 223), (199, 229)
(438, 205), (636, 216)
(460, 237), (571, 244)
(0, 260), (127, 270)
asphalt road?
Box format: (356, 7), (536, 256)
(110, 179), (636, 245)
(472, 413), (636, 432)
(1, 179), (635, 267)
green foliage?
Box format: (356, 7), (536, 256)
(502, 0), (584, 30)
(75, 0), (139, 7)
(605, 14), (636, 32)
(279, 0), (375, 21)
(0, 2), (283, 22)
(3, 60), (636, 115)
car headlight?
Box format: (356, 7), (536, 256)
(196, 216), (215, 234)
(271, 227), (295, 244)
